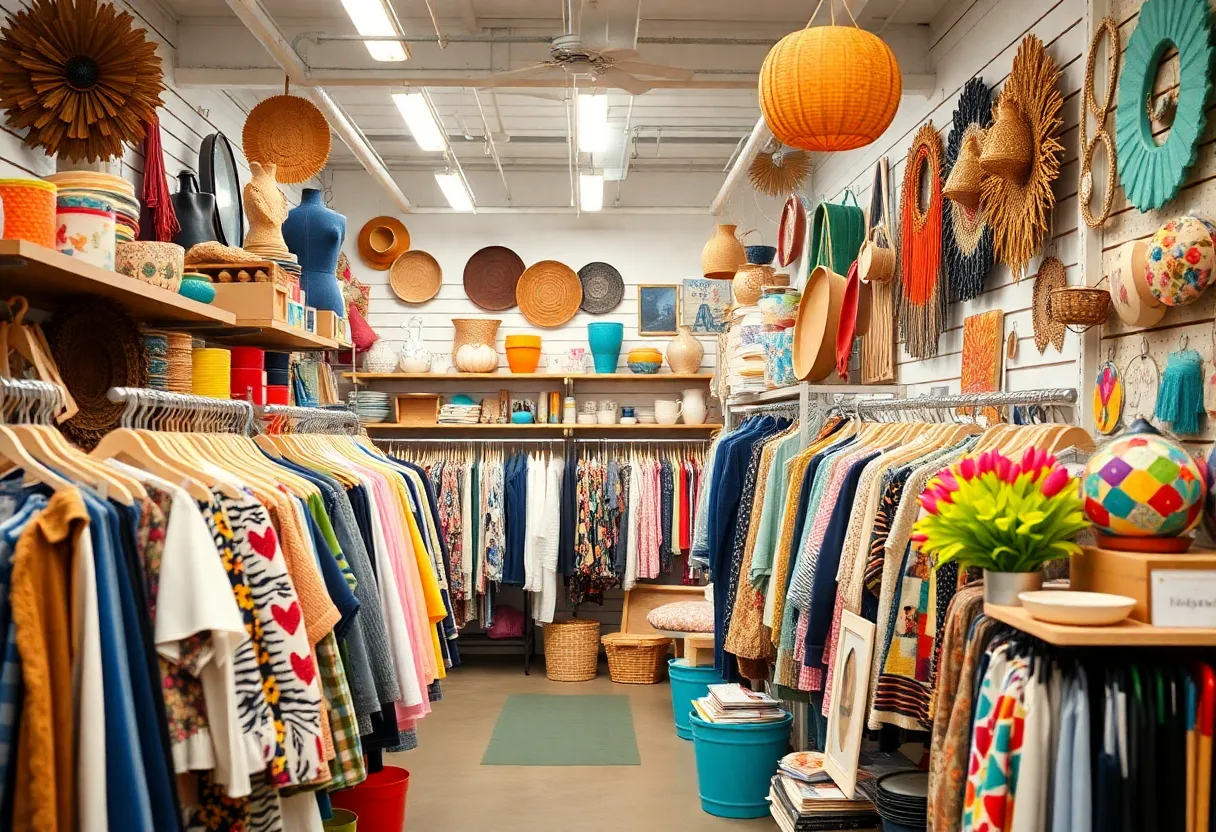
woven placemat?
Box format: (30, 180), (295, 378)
(1032, 256), (1067, 353)
(390, 250), (442, 303)
(242, 94), (331, 184)
(464, 246), (525, 310)
(517, 260), (582, 327)
(578, 261), (624, 314)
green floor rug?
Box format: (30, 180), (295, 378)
(481, 694), (641, 766)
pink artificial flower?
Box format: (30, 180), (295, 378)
(911, 533), (929, 544)
(959, 457), (977, 481)
(1008, 463), (1022, 482)
(978, 451), (993, 475)
(1021, 446), (1036, 473)
(995, 455), (1012, 483)
(932, 484), (954, 504)
(920, 492), (940, 515)
(938, 471), (960, 493)
(1040, 466), (1070, 498)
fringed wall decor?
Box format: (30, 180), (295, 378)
(0, 0), (165, 162)
(1080, 17), (1119, 228)
(749, 145), (812, 197)
(960, 309), (1004, 422)
(944, 78), (995, 302)
(900, 123), (947, 360)
(861, 157), (898, 384)
(1115, 0), (1212, 211)
(979, 35), (1063, 280)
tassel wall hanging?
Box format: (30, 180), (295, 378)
(900, 122), (947, 359)
(943, 78), (995, 301)
(1155, 344), (1204, 435)
(139, 116), (180, 243)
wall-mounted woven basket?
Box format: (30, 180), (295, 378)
(1049, 285), (1110, 329)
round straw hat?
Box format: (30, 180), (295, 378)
(463, 245), (525, 310)
(1109, 239), (1165, 328)
(357, 216), (410, 270)
(242, 95), (332, 185)
(578, 261), (625, 314)
(517, 260), (583, 327)
(390, 250), (442, 303)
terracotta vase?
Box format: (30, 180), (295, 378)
(732, 263), (774, 306)
(701, 223), (746, 279)
(666, 325), (704, 374)
(242, 161), (290, 254)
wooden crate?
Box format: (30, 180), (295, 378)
(394, 393), (440, 425)
(316, 309), (347, 343)
(187, 260), (298, 291)
(684, 634), (714, 667)
(1070, 545), (1216, 623)
(211, 281), (289, 323)
(621, 584), (706, 635)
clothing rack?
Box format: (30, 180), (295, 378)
(256, 404), (360, 435)
(0, 377), (65, 423)
(571, 437), (710, 444)
(108, 386), (254, 433)
(851, 388), (1079, 419)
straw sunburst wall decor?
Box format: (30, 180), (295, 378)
(900, 122), (947, 360)
(749, 145), (812, 197)
(0, 0), (165, 162)
(979, 35), (1063, 280)
(944, 78), (995, 302)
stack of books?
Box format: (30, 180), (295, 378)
(692, 683), (786, 723)
(768, 752), (919, 832)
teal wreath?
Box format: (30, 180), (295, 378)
(1115, 0), (1213, 211)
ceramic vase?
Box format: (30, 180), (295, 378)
(983, 570), (1043, 606)
(681, 388), (707, 425)
(587, 322), (624, 374)
(171, 170), (217, 250)
(666, 325), (704, 374)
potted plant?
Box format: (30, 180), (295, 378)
(911, 446), (1089, 606)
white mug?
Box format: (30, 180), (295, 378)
(655, 399), (683, 425)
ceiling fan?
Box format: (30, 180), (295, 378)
(473, 33), (694, 95)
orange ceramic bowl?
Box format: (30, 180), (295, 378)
(506, 345), (541, 373)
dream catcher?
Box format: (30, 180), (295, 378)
(1093, 352), (1125, 435)
(899, 123), (947, 359)
(942, 78), (995, 301)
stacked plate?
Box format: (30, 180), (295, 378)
(635, 406), (656, 424)
(439, 403), (482, 424)
(874, 771), (928, 832)
(46, 171), (139, 243)
(727, 305), (768, 396)
(353, 391), (392, 424)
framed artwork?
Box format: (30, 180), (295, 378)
(638, 284), (679, 336)
(823, 612), (876, 800)
(682, 278), (732, 334)
(959, 309), (1004, 421)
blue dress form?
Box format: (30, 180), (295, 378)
(282, 187), (347, 316)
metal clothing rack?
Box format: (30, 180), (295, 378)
(256, 404), (361, 435)
(851, 388), (1079, 421)
(108, 387), (255, 433)
(0, 377), (65, 424)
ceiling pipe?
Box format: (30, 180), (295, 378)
(302, 33), (780, 45)
(409, 206), (711, 214)
(222, 0), (412, 212)
(471, 89), (510, 203)
(709, 117), (771, 216)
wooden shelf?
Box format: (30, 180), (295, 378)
(0, 239), (235, 326)
(984, 603), (1216, 647)
(211, 320), (338, 351)
(344, 372), (713, 382)
(364, 422), (722, 432)
(568, 423), (722, 431)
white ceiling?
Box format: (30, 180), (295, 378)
(165, 0), (952, 203)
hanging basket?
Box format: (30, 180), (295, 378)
(1049, 285), (1111, 329)
(543, 619), (600, 682)
(602, 633), (672, 685)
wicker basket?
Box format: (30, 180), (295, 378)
(1049, 286), (1111, 326)
(543, 619), (600, 682)
(452, 318), (501, 355)
(701, 223), (746, 279)
(602, 633), (672, 685)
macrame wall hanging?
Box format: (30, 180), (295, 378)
(943, 78), (995, 301)
(861, 157), (898, 384)
(979, 35), (1064, 280)
(900, 123), (947, 360)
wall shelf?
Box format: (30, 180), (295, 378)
(344, 372), (713, 382)
(212, 320), (339, 351)
(364, 422), (722, 433)
(0, 239), (236, 326)
(984, 603), (1216, 647)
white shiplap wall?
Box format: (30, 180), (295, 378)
(812, 0), (1088, 398)
(0, 0), (309, 222)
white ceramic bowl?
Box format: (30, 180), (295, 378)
(576, 414), (596, 425)
(1017, 590), (1135, 627)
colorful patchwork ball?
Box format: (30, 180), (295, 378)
(1083, 419), (1205, 538)
(1145, 215), (1216, 306)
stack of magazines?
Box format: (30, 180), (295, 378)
(768, 751), (918, 832)
(692, 683), (786, 723)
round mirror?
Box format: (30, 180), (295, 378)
(199, 132), (244, 247)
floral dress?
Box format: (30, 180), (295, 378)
(481, 457), (505, 583)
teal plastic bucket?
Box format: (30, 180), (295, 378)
(689, 711), (792, 819)
(667, 659), (723, 740)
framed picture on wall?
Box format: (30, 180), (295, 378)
(638, 284), (679, 336)
(681, 278), (731, 333)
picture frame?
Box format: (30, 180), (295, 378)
(638, 284), (679, 336)
(823, 611), (877, 799)
(681, 278), (732, 334)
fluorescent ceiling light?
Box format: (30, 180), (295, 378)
(578, 94), (609, 153)
(580, 174), (604, 212)
(392, 93), (447, 152)
(436, 172), (474, 212)
(340, 0), (408, 62)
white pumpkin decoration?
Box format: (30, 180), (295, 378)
(455, 342), (498, 373)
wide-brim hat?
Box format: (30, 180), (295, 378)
(794, 264), (846, 382)
(1109, 239), (1165, 327)
(357, 216), (410, 270)
(390, 250), (442, 303)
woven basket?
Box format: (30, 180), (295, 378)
(602, 633), (672, 685)
(702, 224), (746, 278)
(242, 95), (332, 185)
(857, 224), (896, 283)
(452, 318), (501, 356)
(544, 619), (601, 682)
(980, 97), (1033, 183)
(0, 179), (56, 248)
(1049, 286), (1111, 326)
(943, 131), (986, 209)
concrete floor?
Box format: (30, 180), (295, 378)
(387, 658), (775, 831)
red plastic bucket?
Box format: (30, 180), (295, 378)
(331, 766), (410, 830)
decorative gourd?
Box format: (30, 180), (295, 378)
(455, 343), (498, 373)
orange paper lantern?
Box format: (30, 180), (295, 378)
(759, 26), (902, 153)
